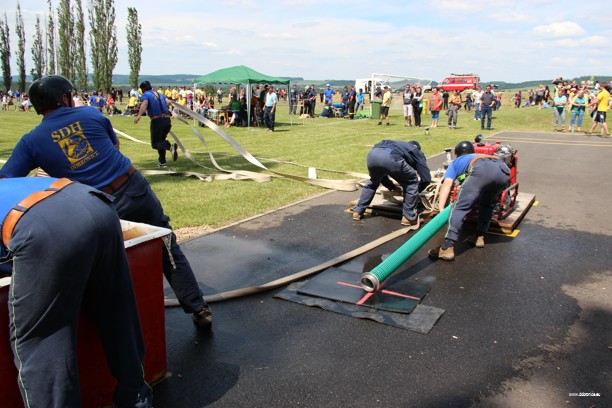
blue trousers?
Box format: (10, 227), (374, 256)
(7, 183), (149, 407)
(354, 147), (419, 221)
(446, 158), (510, 242)
(474, 103), (481, 120)
(111, 170), (206, 314)
(481, 105), (493, 129)
(263, 107), (275, 130)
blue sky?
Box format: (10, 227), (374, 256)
(7, 0), (612, 83)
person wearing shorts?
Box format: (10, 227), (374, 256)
(428, 88), (443, 128)
(402, 84), (414, 127)
(587, 84), (610, 136)
(378, 86), (392, 126)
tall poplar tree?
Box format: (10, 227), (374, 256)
(57, 0), (74, 82)
(0, 13), (11, 92)
(89, 0), (117, 91)
(31, 15), (46, 80)
(126, 7), (142, 88)
(73, 0), (87, 91)
(16, 1), (27, 92)
(46, 0), (56, 75)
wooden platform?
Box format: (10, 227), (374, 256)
(350, 192), (536, 234)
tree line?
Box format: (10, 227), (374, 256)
(0, 0), (143, 94)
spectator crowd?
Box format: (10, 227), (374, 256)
(1, 76), (609, 136)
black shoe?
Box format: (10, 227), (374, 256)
(192, 305), (213, 329)
(156, 162), (167, 168)
(377, 122), (382, 126)
(170, 143), (178, 161)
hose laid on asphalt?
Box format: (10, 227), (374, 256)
(164, 221), (421, 306)
(360, 205), (452, 292)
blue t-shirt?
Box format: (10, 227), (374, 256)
(0, 177), (58, 264)
(0, 177), (57, 224)
(0, 106), (132, 189)
(141, 90), (170, 117)
(443, 154), (479, 181)
(265, 92), (278, 107)
(89, 94), (106, 108)
(571, 96), (586, 113)
(324, 88), (335, 102)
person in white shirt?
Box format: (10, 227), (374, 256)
(472, 86), (484, 121)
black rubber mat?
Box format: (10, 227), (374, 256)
(275, 282), (445, 334)
(295, 267), (431, 314)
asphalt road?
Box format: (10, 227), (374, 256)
(154, 131), (611, 408)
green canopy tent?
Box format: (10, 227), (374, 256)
(195, 65), (290, 127)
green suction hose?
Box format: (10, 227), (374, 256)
(360, 205), (452, 292)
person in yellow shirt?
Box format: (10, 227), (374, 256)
(126, 94), (138, 115)
(587, 84), (610, 136)
(171, 86), (179, 101)
(447, 90), (462, 129)
(378, 85), (392, 126)
(164, 86), (172, 100)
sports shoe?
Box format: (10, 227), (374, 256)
(170, 143), (178, 161)
(401, 216), (419, 226)
(466, 235), (485, 248)
(192, 305), (213, 329)
(377, 122), (382, 126)
(133, 386), (153, 408)
(428, 246), (455, 261)
(352, 212), (363, 221)
(156, 162), (167, 168)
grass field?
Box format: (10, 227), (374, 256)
(0, 94), (592, 230)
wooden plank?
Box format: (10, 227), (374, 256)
(350, 192), (536, 233)
(487, 192), (536, 233)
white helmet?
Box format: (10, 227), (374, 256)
(495, 145), (513, 166)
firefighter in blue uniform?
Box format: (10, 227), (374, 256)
(0, 75), (213, 329)
(428, 140), (510, 261)
(134, 80), (178, 168)
(0, 177), (152, 407)
(353, 140), (431, 226)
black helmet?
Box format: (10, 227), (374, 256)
(454, 140), (475, 157)
(408, 140), (421, 150)
(28, 75), (75, 115)
(139, 80), (152, 92)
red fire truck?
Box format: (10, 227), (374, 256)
(437, 73), (480, 92)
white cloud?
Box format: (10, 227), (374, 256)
(201, 42), (220, 49)
(489, 11), (533, 23)
(532, 21), (585, 38)
(557, 35), (609, 47)
(434, 0), (482, 11)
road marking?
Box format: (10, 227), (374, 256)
(485, 136), (612, 147)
